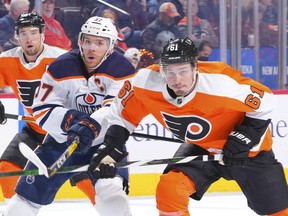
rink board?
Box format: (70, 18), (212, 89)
(0, 92), (288, 200)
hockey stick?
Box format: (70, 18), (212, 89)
(1, 151), (222, 178)
(95, 0), (131, 16)
(5, 113), (182, 143)
(131, 132), (182, 143)
(19, 136), (80, 178)
(4, 113), (34, 122)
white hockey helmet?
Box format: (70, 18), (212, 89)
(78, 16), (119, 50)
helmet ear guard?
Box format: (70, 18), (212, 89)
(160, 37), (198, 67)
(15, 12), (45, 35)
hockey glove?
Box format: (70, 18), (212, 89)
(88, 142), (128, 178)
(66, 116), (101, 154)
(0, 100), (7, 125)
(92, 163), (117, 179)
(61, 109), (87, 132)
(222, 125), (258, 167)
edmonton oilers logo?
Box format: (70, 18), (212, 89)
(26, 175), (35, 184)
(75, 93), (98, 105)
(75, 93), (103, 114)
(84, 93), (97, 104)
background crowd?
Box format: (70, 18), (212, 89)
(0, 0), (284, 93)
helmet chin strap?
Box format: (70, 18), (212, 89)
(183, 71), (198, 96)
(40, 33), (45, 47)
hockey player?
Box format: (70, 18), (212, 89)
(0, 12), (67, 201)
(3, 16), (135, 216)
(0, 12), (101, 207)
(87, 37), (288, 216)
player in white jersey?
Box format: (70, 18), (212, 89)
(2, 16), (135, 216)
(87, 37), (288, 216)
(0, 12), (67, 201)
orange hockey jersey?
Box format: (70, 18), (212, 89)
(98, 62), (276, 157)
(0, 44), (67, 134)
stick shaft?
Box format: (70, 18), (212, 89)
(4, 113), (23, 120)
(47, 137), (80, 177)
(95, 0), (130, 16)
(0, 154), (222, 178)
(131, 132), (182, 143)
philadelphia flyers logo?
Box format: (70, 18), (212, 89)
(161, 112), (211, 142)
(17, 80), (41, 107)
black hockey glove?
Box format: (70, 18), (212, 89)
(66, 116), (101, 155)
(88, 142), (128, 178)
(92, 163), (117, 179)
(222, 125), (258, 167)
(88, 125), (129, 179)
(0, 100), (7, 125)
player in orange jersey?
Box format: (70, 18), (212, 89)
(88, 37), (288, 216)
(0, 12), (96, 206)
(0, 12), (66, 202)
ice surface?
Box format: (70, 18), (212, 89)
(0, 193), (259, 216)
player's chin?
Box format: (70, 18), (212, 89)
(25, 49), (37, 56)
(174, 89), (186, 97)
(87, 60), (101, 68)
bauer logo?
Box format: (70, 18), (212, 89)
(26, 175), (35, 184)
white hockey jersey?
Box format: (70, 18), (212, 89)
(32, 49), (135, 144)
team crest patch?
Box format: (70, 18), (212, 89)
(26, 175), (35, 184)
(75, 93), (102, 114)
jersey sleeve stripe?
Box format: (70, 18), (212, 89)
(102, 99), (113, 107)
(33, 104), (63, 127)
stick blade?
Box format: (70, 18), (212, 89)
(19, 142), (49, 178)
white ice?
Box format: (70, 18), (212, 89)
(0, 192), (260, 216)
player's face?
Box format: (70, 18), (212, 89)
(17, 27), (44, 61)
(80, 35), (110, 70)
(164, 62), (196, 96)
